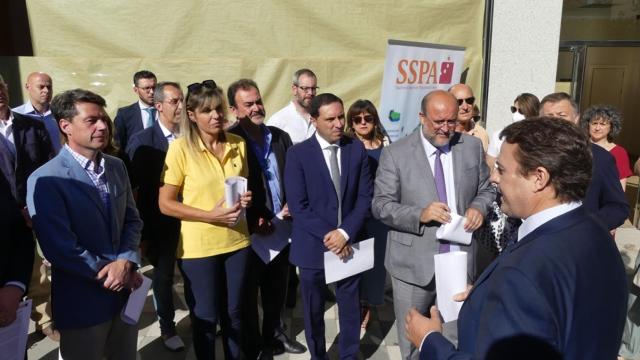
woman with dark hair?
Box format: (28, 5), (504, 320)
(158, 80), (252, 359)
(344, 99), (389, 328)
(486, 93), (539, 169)
(580, 105), (632, 190)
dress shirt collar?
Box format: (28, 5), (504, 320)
(157, 120), (176, 139)
(22, 101), (51, 116)
(315, 131), (339, 149)
(0, 111), (14, 128)
(420, 127), (451, 156)
(517, 201), (582, 242)
(64, 144), (105, 175)
(138, 100), (154, 110)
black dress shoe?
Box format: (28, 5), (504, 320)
(280, 338), (307, 354)
(271, 340), (285, 355)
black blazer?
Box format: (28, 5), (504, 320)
(12, 111), (54, 207)
(229, 123), (293, 233)
(114, 102), (144, 156)
(0, 171), (34, 290)
(126, 124), (180, 262)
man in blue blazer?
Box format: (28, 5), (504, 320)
(540, 92), (628, 230)
(406, 117), (627, 359)
(114, 70), (157, 156)
(126, 81), (184, 351)
(284, 93), (372, 360)
(27, 89), (143, 360)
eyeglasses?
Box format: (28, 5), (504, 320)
(432, 120), (458, 128)
(164, 97), (183, 106)
(510, 106), (522, 114)
(187, 80), (217, 93)
(456, 97), (475, 106)
(136, 86), (155, 92)
(352, 115), (374, 124)
(295, 85), (319, 93)
(589, 120), (610, 127)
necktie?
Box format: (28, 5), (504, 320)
(434, 148), (449, 253)
(144, 107), (156, 128)
(328, 146), (342, 226)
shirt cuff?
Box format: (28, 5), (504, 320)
(419, 331), (437, 353)
(4, 281), (26, 294)
(337, 228), (350, 241)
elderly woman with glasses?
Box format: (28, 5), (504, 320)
(159, 80), (252, 359)
(344, 99), (390, 328)
(580, 104), (632, 190)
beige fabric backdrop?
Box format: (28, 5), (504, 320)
(3, 0), (484, 118)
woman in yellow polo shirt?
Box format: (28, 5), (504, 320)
(159, 80), (251, 360)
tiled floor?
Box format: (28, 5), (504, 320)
(26, 267), (402, 360)
(25, 223), (640, 359)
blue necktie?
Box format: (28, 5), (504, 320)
(144, 107), (155, 128)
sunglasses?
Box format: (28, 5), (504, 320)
(510, 106), (523, 114)
(456, 97), (475, 106)
(352, 115), (375, 124)
(187, 79), (217, 93)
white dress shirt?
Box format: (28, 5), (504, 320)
(315, 132), (348, 241)
(138, 100), (156, 129)
(267, 101), (316, 144)
(158, 121), (177, 144)
(517, 201), (582, 242)
(420, 129), (459, 252)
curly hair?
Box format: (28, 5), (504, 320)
(500, 117), (592, 202)
(580, 104), (623, 142)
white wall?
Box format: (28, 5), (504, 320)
(485, 0), (563, 137)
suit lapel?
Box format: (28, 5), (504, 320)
(340, 138), (350, 200)
(410, 130), (437, 196)
(60, 150), (109, 221)
(310, 137), (336, 199)
(152, 124), (169, 152)
(104, 157), (120, 246)
(450, 133), (464, 214)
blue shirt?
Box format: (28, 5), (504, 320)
(243, 125), (283, 215)
(13, 101), (61, 153)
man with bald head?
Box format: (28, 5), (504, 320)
(372, 90), (494, 359)
(448, 84), (489, 152)
(13, 72), (60, 152)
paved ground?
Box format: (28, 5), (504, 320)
(26, 266), (402, 360)
(26, 222), (640, 359)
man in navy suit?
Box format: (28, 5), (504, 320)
(126, 81), (184, 351)
(406, 117), (627, 359)
(114, 70), (157, 155)
(27, 89), (143, 360)
(540, 92), (628, 230)
(284, 93), (372, 359)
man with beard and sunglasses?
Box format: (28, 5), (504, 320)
(372, 90), (494, 360)
(227, 79), (306, 359)
(448, 84), (489, 152)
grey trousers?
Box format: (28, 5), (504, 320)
(391, 276), (458, 360)
(59, 314), (138, 360)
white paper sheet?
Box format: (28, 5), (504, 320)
(0, 299), (32, 360)
(121, 275), (152, 325)
(436, 213), (472, 245)
(323, 238), (374, 284)
(251, 216), (292, 264)
(434, 251), (467, 322)
(224, 176), (247, 226)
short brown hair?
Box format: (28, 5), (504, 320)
(500, 117), (592, 202)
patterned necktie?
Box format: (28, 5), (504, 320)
(434, 148), (449, 253)
(328, 146), (342, 226)
(144, 107), (156, 128)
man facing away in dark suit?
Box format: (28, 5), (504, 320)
(540, 92), (629, 230)
(114, 70), (157, 155)
(406, 117), (627, 359)
(27, 89), (143, 360)
(126, 81), (184, 351)
(0, 74), (55, 338)
(284, 93), (372, 360)
(227, 79), (306, 359)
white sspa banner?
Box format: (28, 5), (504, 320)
(379, 39), (465, 142)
